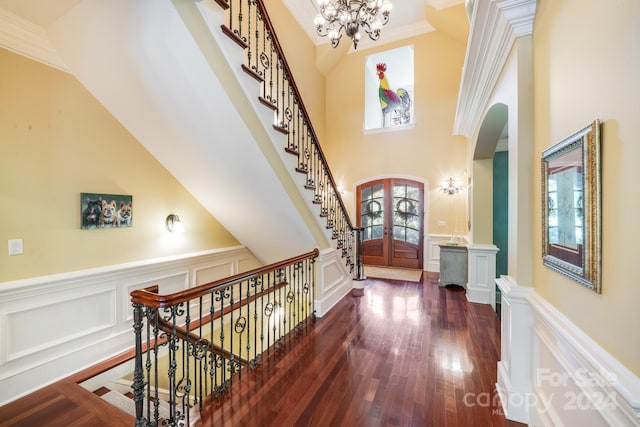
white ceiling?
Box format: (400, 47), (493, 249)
(283, 0), (464, 49)
(0, 0), (464, 50)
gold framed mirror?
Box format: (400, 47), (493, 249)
(541, 119), (601, 292)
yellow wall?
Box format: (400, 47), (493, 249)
(532, 0), (640, 375)
(323, 30), (468, 235)
(0, 48), (239, 282)
(263, 0), (326, 144)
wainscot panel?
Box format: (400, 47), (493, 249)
(528, 292), (640, 427)
(315, 248), (352, 318)
(0, 245), (259, 405)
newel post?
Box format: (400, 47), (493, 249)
(132, 302), (146, 426)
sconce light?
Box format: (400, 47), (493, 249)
(440, 177), (463, 195)
(166, 214), (184, 233)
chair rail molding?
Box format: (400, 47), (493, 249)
(0, 246), (260, 405)
(453, 0), (537, 137)
(527, 292), (640, 426)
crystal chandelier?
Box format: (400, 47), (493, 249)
(313, 0), (393, 50)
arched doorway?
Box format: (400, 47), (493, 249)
(356, 178), (424, 269)
(473, 102), (509, 312)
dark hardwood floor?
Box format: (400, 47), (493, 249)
(0, 273), (524, 427)
(0, 382), (135, 426)
(197, 272), (522, 426)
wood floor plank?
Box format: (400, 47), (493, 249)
(194, 276), (526, 426)
(0, 382), (134, 427)
(0, 274), (525, 427)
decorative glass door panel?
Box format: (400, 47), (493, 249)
(357, 179), (423, 268)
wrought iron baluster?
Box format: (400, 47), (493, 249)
(151, 308), (160, 425)
(132, 303), (145, 427)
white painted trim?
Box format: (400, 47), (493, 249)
(495, 275), (534, 424)
(453, 0), (537, 137)
(466, 243), (498, 305)
(426, 234), (450, 272)
(528, 292), (640, 426)
(0, 8), (69, 72)
(314, 248), (352, 317)
(0, 246), (260, 405)
(495, 278), (640, 425)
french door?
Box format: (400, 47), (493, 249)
(356, 178), (424, 269)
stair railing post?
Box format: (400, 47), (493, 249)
(132, 302), (146, 427)
(355, 227), (366, 281)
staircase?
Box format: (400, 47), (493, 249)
(44, 0), (354, 269)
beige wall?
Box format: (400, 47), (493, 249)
(533, 0), (640, 375)
(322, 30), (468, 235)
(0, 49), (239, 282)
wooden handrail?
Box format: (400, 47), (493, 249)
(251, 0), (354, 230)
(131, 248), (318, 308)
(142, 276), (291, 366)
(153, 316), (250, 367)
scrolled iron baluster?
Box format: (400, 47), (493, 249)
(233, 0), (246, 43)
(132, 303), (147, 427)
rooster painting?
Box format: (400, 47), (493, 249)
(376, 63), (411, 127)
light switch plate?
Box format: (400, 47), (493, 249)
(8, 239), (23, 256)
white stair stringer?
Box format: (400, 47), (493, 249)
(193, 0), (344, 252)
(44, 0), (326, 265)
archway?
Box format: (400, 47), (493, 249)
(472, 103), (508, 310)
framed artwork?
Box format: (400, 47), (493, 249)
(81, 192), (133, 229)
(364, 45), (414, 131)
(541, 119), (601, 292)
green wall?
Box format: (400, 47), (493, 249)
(493, 151), (508, 278)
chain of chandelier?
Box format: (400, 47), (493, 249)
(313, 0), (393, 49)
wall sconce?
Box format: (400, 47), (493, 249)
(440, 177), (463, 195)
(166, 214), (184, 233)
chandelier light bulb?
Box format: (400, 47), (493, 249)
(313, 0), (393, 49)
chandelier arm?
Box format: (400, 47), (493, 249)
(313, 0), (392, 49)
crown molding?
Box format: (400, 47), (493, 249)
(0, 8), (69, 73)
(453, 0), (536, 137)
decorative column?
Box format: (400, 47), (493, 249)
(466, 244), (499, 306)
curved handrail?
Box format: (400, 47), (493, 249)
(130, 248), (318, 308)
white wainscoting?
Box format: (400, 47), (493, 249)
(466, 244), (498, 306)
(426, 234), (452, 273)
(0, 246), (260, 405)
(496, 275), (535, 424)
(315, 248), (352, 318)
(496, 276), (640, 426)
(528, 292), (640, 427)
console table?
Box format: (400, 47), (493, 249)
(438, 242), (468, 287)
